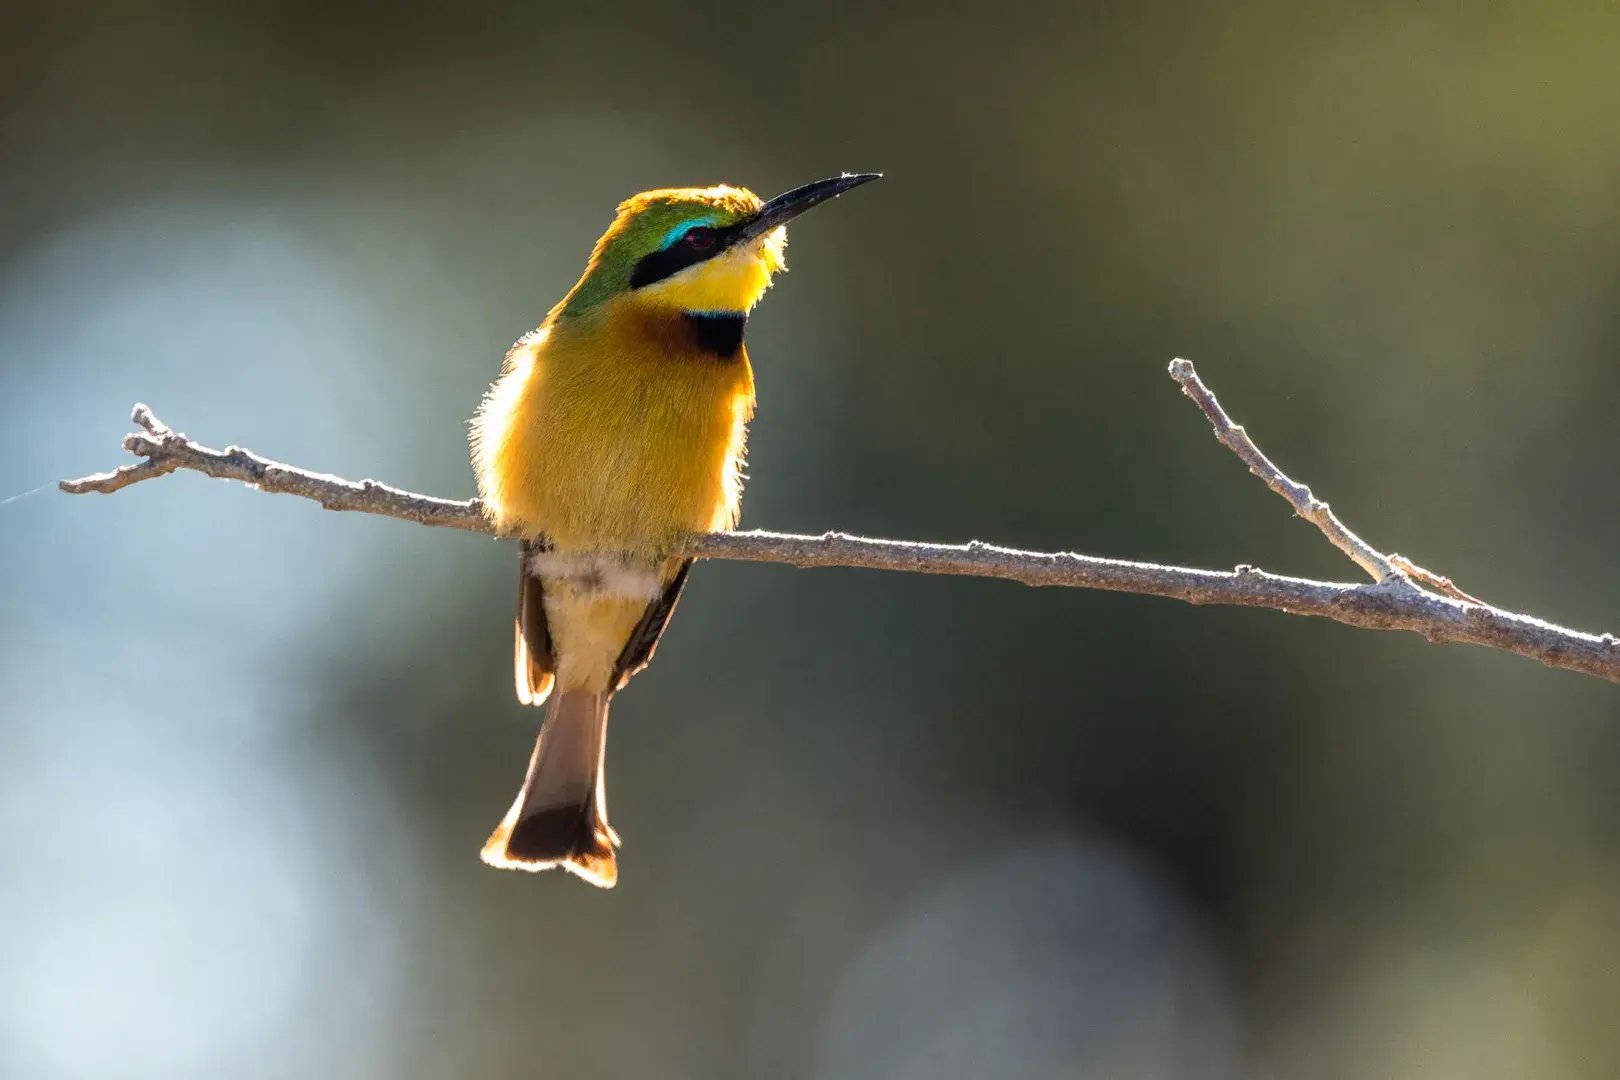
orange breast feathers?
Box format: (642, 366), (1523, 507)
(471, 307), (756, 554)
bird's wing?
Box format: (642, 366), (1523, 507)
(610, 559), (694, 692)
(514, 539), (556, 706)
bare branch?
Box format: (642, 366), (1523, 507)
(60, 404), (486, 530)
(59, 365), (1620, 684)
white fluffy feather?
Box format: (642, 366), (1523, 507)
(526, 550), (665, 601)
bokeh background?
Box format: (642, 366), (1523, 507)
(4, 3), (1620, 1077)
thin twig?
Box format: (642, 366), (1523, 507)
(58, 363), (1620, 684)
(1168, 358), (1397, 582)
(58, 456), (179, 494)
(1387, 553), (1485, 605)
(1166, 359), (1487, 605)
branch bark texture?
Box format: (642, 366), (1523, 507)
(60, 363), (1620, 684)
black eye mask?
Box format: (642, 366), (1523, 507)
(628, 222), (747, 289)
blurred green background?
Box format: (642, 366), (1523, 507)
(4, 2), (1620, 1077)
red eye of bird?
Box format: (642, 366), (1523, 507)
(684, 226), (716, 250)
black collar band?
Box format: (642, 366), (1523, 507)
(683, 312), (747, 357)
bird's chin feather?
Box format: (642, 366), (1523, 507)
(633, 233), (785, 314)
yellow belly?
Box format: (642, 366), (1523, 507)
(472, 307), (756, 556)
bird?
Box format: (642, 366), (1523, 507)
(470, 173), (880, 886)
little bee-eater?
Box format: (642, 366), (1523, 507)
(471, 173), (879, 886)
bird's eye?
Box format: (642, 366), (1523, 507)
(683, 226), (716, 250)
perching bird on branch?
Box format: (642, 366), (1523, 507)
(470, 173), (880, 885)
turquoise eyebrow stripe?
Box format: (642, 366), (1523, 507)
(659, 216), (719, 250)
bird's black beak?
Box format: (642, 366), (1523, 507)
(729, 172), (882, 247)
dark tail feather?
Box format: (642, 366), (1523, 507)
(481, 689), (619, 887)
